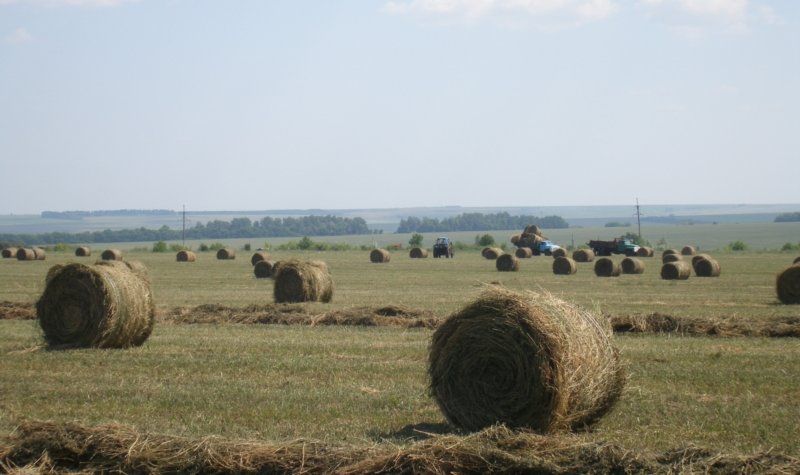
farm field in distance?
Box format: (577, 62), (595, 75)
(1, 222), (800, 471)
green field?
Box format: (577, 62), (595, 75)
(2, 236), (800, 471)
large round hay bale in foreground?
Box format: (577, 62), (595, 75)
(16, 248), (36, 261)
(253, 260), (275, 278)
(552, 247), (568, 258)
(661, 261), (691, 280)
(496, 254), (519, 272)
(635, 246), (654, 257)
(594, 258), (620, 277)
(515, 247), (533, 259)
(273, 260), (333, 303)
(409, 247), (429, 259)
(621, 257), (645, 275)
(176, 250), (196, 262)
(552, 256), (577, 275)
(370, 248), (391, 263)
(75, 246), (91, 257)
(482, 247), (503, 259)
(429, 287), (625, 432)
(216, 248), (235, 260)
(681, 245), (697, 256)
(572, 249), (595, 263)
(36, 261), (155, 349)
(101, 249), (123, 261)
(693, 257), (721, 277)
(776, 265), (800, 304)
(662, 253), (682, 264)
(250, 251), (270, 266)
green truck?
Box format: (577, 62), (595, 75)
(588, 237), (640, 256)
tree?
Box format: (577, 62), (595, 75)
(409, 233), (424, 247)
(475, 234), (495, 246)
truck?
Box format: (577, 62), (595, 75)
(588, 237), (640, 256)
(433, 237), (454, 258)
(529, 240), (561, 256)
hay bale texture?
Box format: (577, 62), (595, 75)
(2, 247), (18, 258)
(75, 246), (91, 257)
(515, 247), (533, 259)
(482, 247), (504, 260)
(16, 248), (36, 261)
(409, 247), (429, 259)
(176, 250), (196, 262)
(273, 260), (333, 303)
(572, 249), (595, 263)
(681, 245), (697, 256)
(250, 251), (270, 266)
(36, 261), (155, 349)
(370, 248), (391, 263)
(594, 258), (620, 277)
(33, 248), (46, 260)
(428, 287), (625, 432)
(552, 248), (568, 258)
(253, 260), (275, 278)
(552, 257), (577, 275)
(776, 264), (800, 304)
(620, 257), (645, 275)
(793, 256), (800, 265)
(693, 256), (721, 277)
(496, 254), (519, 272)
(216, 248), (235, 260)
(662, 253), (682, 264)
(661, 261), (691, 280)
(101, 249), (123, 261)
(636, 246), (654, 257)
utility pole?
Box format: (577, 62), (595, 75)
(182, 205), (186, 247)
(635, 198), (642, 241)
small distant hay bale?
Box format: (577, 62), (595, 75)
(691, 253), (713, 267)
(661, 261), (691, 280)
(573, 248), (595, 263)
(36, 261), (155, 349)
(428, 287), (625, 432)
(776, 264), (800, 304)
(273, 260), (333, 303)
(621, 257), (645, 275)
(370, 248), (391, 263)
(16, 248), (36, 261)
(2, 247), (19, 258)
(33, 248), (46, 260)
(176, 250), (196, 262)
(482, 247), (503, 259)
(552, 256), (578, 275)
(694, 257), (721, 277)
(496, 254), (519, 272)
(216, 248), (235, 260)
(510, 234), (521, 245)
(662, 253), (682, 264)
(681, 245), (697, 256)
(636, 246), (654, 257)
(552, 248), (568, 258)
(662, 249), (679, 258)
(75, 246), (91, 257)
(523, 224), (543, 236)
(253, 260), (275, 278)
(409, 247), (429, 259)
(101, 249), (123, 261)
(515, 247), (533, 259)
(250, 251), (270, 266)
(594, 258), (620, 277)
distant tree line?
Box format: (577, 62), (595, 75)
(0, 215), (376, 246)
(396, 212), (568, 233)
(774, 212), (800, 223)
(41, 209), (176, 219)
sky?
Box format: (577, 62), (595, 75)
(1, 0), (798, 214)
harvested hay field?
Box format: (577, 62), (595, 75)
(621, 257), (645, 275)
(552, 256), (577, 275)
(250, 251), (269, 265)
(694, 256), (721, 277)
(409, 247), (428, 258)
(216, 248), (235, 260)
(776, 264), (800, 304)
(514, 247), (533, 258)
(428, 287), (625, 432)
(495, 254), (519, 272)
(0, 300), (35, 320)
(369, 248), (390, 263)
(74, 246), (91, 257)
(273, 260), (333, 303)
(36, 261), (155, 349)
(481, 247), (503, 259)
(610, 313), (800, 337)
(572, 248), (594, 262)
(176, 250), (196, 262)
(101, 249), (123, 261)
(661, 261), (691, 280)
(3, 421), (799, 475)
(594, 257), (620, 277)
(253, 259), (275, 278)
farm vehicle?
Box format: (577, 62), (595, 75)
(588, 237), (640, 256)
(433, 237), (454, 258)
(511, 225), (562, 256)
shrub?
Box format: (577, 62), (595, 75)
(169, 244), (187, 252)
(198, 243), (209, 252)
(152, 241), (168, 253)
(409, 233), (424, 247)
(728, 240), (748, 252)
(475, 234), (495, 246)
(243, 243), (251, 251)
(53, 243), (70, 252)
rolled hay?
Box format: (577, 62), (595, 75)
(36, 261), (155, 349)
(523, 224), (543, 237)
(661, 261), (691, 280)
(552, 256), (578, 275)
(33, 247), (46, 260)
(594, 258), (621, 277)
(572, 248), (595, 263)
(691, 253), (714, 267)
(636, 246), (654, 257)
(94, 259), (151, 285)
(776, 265), (800, 304)
(2, 247), (19, 258)
(681, 245), (697, 256)
(216, 248), (235, 260)
(250, 251), (270, 266)
(101, 249), (123, 261)
(253, 259), (275, 278)
(428, 286), (625, 432)
(515, 247), (533, 259)
(16, 248), (36, 261)
(496, 254), (519, 272)
(510, 234), (521, 245)
(662, 253), (682, 264)
(273, 260), (333, 303)
(482, 247), (504, 260)
(620, 257), (645, 275)
(409, 247), (429, 259)
(662, 249), (679, 259)
(694, 257), (721, 277)
(794, 256), (800, 265)
(552, 248), (568, 259)
(176, 250), (197, 262)
(75, 246), (91, 257)
(370, 248), (391, 263)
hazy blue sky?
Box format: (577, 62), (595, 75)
(1, 0), (798, 214)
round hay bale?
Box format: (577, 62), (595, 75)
(409, 247), (429, 259)
(496, 254), (519, 272)
(693, 257), (721, 277)
(33, 248), (46, 260)
(176, 250), (196, 262)
(594, 258), (620, 277)
(510, 234), (521, 245)
(101, 249), (123, 261)
(662, 249), (679, 258)
(776, 264), (800, 304)
(270, 260), (285, 279)
(515, 247), (533, 259)
(250, 251), (270, 266)
(216, 248), (235, 260)
(253, 260), (275, 278)
(691, 253), (714, 267)
(635, 246), (653, 257)
(482, 247), (503, 260)
(572, 248), (595, 263)
(16, 248), (36, 261)
(621, 257), (645, 275)
(681, 245), (697, 256)
(662, 253), (682, 264)
(552, 248), (568, 259)
(370, 248), (391, 263)
(2, 247), (19, 258)
(45, 264), (65, 284)
(793, 256), (800, 265)
(552, 256), (577, 275)
(661, 261), (691, 280)
(428, 287), (625, 432)
(36, 261), (155, 349)
(523, 225), (543, 237)
(75, 246), (91, 257)
(273, 260), (333, 303)
(94, 259), (151, 285)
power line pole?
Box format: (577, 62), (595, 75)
(635, 198), (642, 241)
(182, 205), (186, 247)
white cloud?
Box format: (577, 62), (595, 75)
(0, 0), (139, 6)
(5, 26), (32, 43)
(384, 0), (618, 24)
(638, 0), (748, 23)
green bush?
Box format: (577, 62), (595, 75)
(198, 243), (209, 252)
(152, 241), (168, 253)
(408, 233), (424, 247)
(170, 244), (187, 252)
(475, 234), (495, 246)
(53, 243), (70, 252)
(728, 240), (748, 251)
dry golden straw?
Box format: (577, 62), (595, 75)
(36, 261), (155, 349)
(75, 246), (91, 257)
(693, 257), (721, 277)
(661, 261), (691, 280)
(216, 248), (235, 260)
(594, 258), (620, 277)
(515, 247), (533, 258)
(250, 251), (269, 266)
(16, 248), (36, 261)
(552, 256), (577, 275)
(620, 257), (645, 275)
(552, 247), (568, 258)
(481, 247), (503, 259)
(662, 253), (682, 264)
(33, 248), (46, 260)
(409, 247), (429, 258)
(273, 259), (333, 303)
(1, 247), (18, 258)
(495, 254), (519, 272)
(369, 248), (390, 263)
(776, 264), (800, 304)
(176, 250), (196, 262)
(572, 249), (595, 262)
(635, 246), (653, 257)
(429, 287), (625, 432)
(681, 245), (697, 256)
(101, 249), (123, 261)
